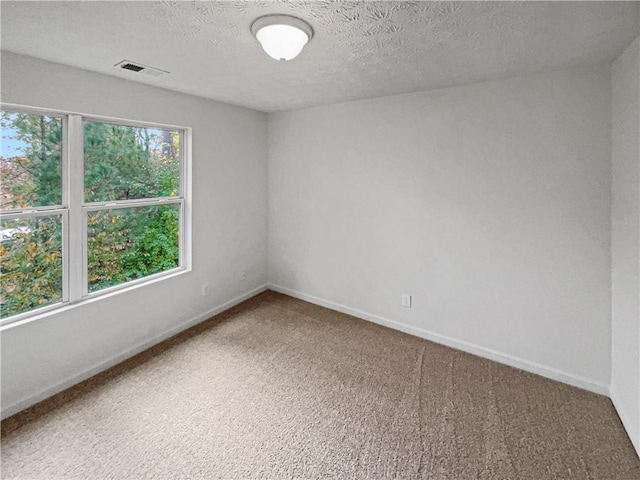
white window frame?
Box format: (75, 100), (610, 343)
(0, 103), (192, 327)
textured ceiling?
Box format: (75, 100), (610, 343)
(1, 1), (639, 112)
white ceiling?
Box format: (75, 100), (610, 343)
(2, 1), (638, 112)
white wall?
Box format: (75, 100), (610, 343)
(268, 64), (612, 393)
(0, 52), (268, 417)
(611, 36), (640, 454)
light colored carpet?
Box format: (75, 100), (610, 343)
(2, 291), (639, 479)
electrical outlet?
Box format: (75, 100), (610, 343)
(240, 271), (247, 282)
(201, 284), (209, 297)
(401, 293), (412, 308)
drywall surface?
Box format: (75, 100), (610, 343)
(0, 52), (268, 416)
(611, 36), (640, 454)
(268, 64), (612, 391)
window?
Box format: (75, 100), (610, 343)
(1, 106), (190, 324)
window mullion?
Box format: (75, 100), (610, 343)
(67, 115), (84, 302)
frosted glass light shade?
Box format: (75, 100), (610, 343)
(251, 15), (313, 61)
(256, 24), (308, 61)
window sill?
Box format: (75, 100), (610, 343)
(0, 267), (191, 331)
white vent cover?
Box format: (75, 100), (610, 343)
(114, 60), (169, 77)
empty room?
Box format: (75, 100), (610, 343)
(1, 1), (639, 478)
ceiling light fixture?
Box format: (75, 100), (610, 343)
(251, 14), (313, 61)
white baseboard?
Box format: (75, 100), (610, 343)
(1, 284), (268, 420)
(610, 388), (640, 459)
(268, 283), (610, 396)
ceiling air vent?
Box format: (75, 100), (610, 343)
(114, 60), (169, 77)
(121, 62), (144, 72)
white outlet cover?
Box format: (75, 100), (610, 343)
(402, 294), (412, 308)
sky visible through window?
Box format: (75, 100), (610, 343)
(2, 124), (22, 157)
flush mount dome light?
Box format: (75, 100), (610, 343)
(251, 14), (313, 61)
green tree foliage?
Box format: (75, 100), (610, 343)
(0, 217), (63, 316)
(0, 112), (62, 209)
(1, 113), (180, 318)
(84, 122), (178, 202)
(87, 204), (179, 293)
(1, 112), (63, 317)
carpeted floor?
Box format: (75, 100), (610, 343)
(1, 291), (639, 479)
